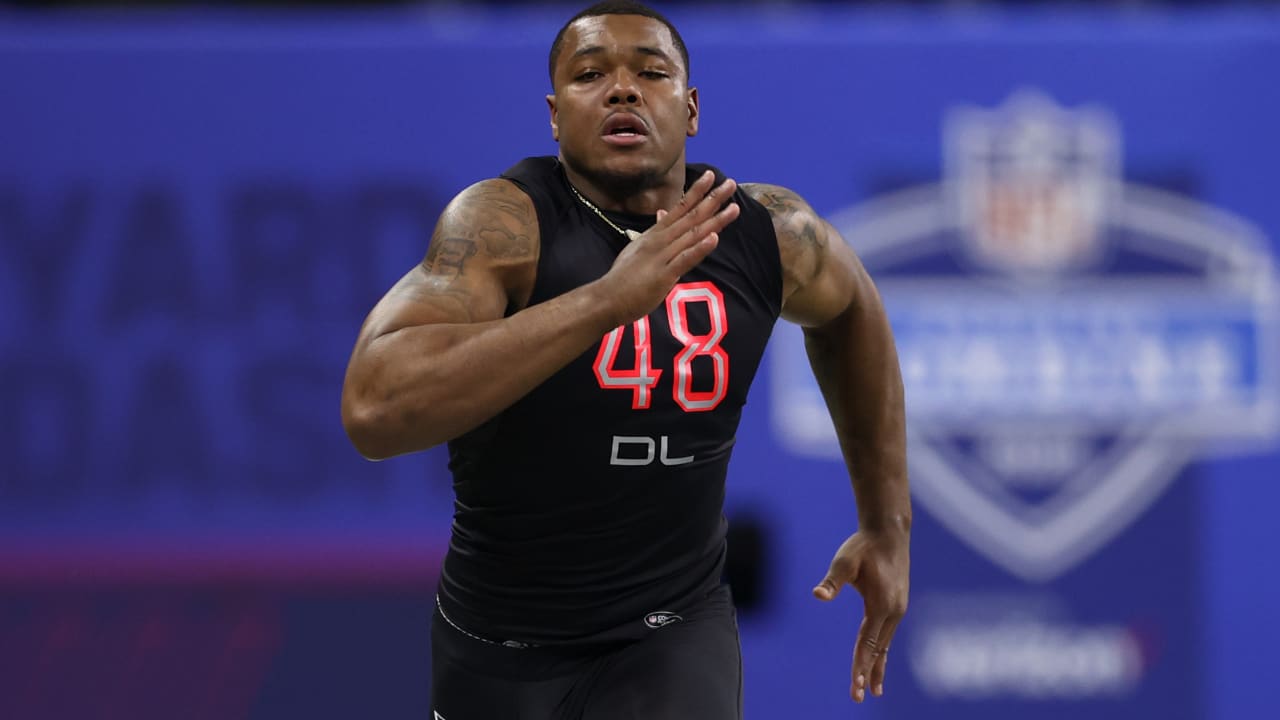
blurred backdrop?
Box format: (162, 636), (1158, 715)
(2, 1), (1278, 718)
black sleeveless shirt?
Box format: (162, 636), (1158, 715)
(438, 156), (782, 644)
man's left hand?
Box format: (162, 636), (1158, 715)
(813, 530), (910, 703)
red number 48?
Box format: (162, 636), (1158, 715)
(593, 281), (730, 413)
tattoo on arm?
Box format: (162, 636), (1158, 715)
(386, 265), (478, 323)
(424, 180), (536, 270)
(478, 227), (532, 260)
(392, 179), (538, 323)
(422, 237), (478, 278)
(797, 219), (826, 284)
(745, 184), (828, 297)
(468, 183), (536, 260)
(470, 182), (535, 227)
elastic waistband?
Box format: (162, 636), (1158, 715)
(435, 595), (536, 649)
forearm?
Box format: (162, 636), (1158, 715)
(343, 281), (617, 459)
(803, 280), (911, 536)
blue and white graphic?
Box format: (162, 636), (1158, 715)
(772, 90), (1280, 582)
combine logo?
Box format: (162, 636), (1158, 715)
(772, 89), (1279, 581)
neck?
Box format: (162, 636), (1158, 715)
(560, 155), (687, 215)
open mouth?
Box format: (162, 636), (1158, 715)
(602, 114), (648, 138)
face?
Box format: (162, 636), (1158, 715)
(547, 14), (698, 191)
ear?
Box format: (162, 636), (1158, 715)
(546, 93), (560, 142)
(686, 87), (699, 137)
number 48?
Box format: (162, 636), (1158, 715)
(593, 281), (730, 413)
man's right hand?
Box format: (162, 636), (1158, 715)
(600, 170), (740, 326)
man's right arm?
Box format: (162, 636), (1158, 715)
(341, 170), (740, 460)
(341, 177), (612, 459)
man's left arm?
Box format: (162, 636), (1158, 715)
(744, 183), (911, 704)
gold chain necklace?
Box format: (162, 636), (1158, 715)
(568, 183), (644, 241)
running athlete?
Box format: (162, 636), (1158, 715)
(341, 2), (910, 717)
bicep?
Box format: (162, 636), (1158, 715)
(781, 220), (863, 328)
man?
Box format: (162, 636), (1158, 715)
(341, 1), (910, 717)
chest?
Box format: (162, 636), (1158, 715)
(530, 222), (776, 419)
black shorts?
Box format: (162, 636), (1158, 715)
(430, 584), (742, 720)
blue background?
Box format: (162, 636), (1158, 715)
(2, 4), (1278, 719)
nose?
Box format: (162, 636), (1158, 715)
(607, 71), (641, 106)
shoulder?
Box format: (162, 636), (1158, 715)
(438, 155), (559, 234)
(740, 183), (828, 297)
(741, 183), (820, 233)
(429, 177), (539, 309)
(442, 178), (538, 236)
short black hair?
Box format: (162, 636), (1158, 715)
(548, 1), (690, 86)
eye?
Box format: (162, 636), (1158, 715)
(640, 70), (670, 80)
(575, 70), (602, 82)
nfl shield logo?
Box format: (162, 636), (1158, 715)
(947, 90), (1117, 274)
(773, 89), (1279, 582)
